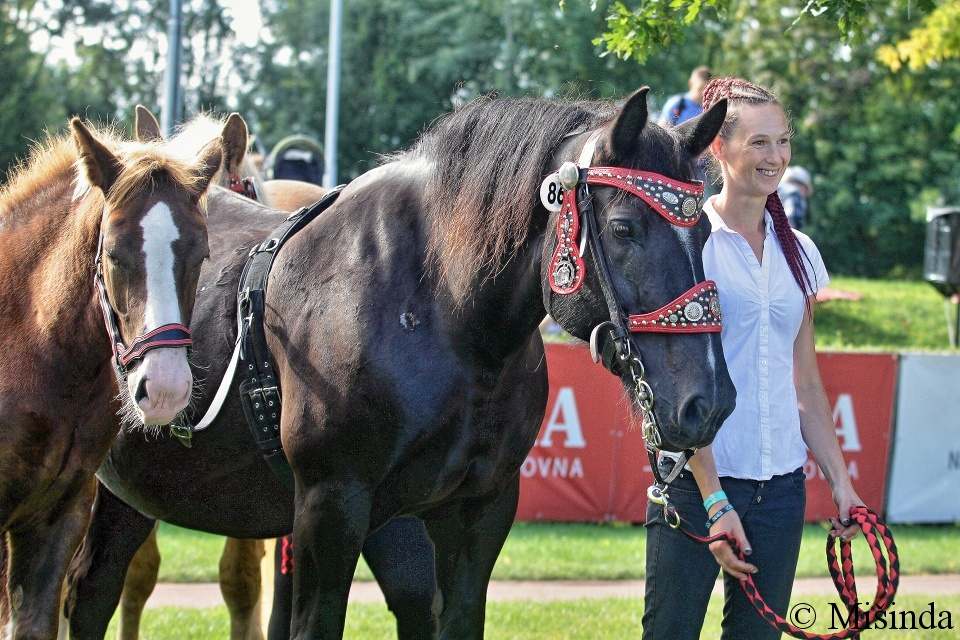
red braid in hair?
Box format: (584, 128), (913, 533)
(701, 77), (818, 315)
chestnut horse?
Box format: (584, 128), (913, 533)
(0, 115), (227, 639)
(115, 107), (326, 640)
(66, 88), (735, 639)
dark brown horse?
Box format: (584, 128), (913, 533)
(0, 115), (231, 639)
(66, 88), (736, 639)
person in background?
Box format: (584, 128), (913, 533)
(779, 165), (813, 230)
(642, 77), (865, 639)
(658, 66), (712, 126)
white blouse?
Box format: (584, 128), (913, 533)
(702, 197), (829, 481)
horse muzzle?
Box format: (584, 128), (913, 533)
(128, 347), (193, 425)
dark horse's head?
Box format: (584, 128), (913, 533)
(542, 88), (736, 451)
(71, 115), (223, 428)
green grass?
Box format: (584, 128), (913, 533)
(110, 595), (960, 639)
(815, 277), (959, 352)
(156, 521), (960, 583)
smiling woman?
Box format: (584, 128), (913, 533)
(643, 78), (868, 640)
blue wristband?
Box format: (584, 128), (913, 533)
(706, 503), (736, 529)
(703, 490), (728, 511)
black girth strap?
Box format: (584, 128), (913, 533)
(236, 186), (345, 489)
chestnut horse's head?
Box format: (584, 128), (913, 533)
(71, 115), (224, 428)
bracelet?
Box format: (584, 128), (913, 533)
(702, 490), (728, 511)
(706, 503), (736, 529)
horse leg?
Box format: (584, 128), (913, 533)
(5, 480), (95, 640)
(289, 482), (370, 640)
(64, 485), (155, 640)
(219, 538), (265, 640)
(266, 537), (293, 640)
(1, 534), (10, 640)
(362, 517), (439, 640)
(116, 524), (160, 640)
(424, 478), (520, 640)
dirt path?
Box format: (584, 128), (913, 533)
(146, 575), (960, 609)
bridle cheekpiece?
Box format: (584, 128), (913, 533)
(543, 132), (722, 488)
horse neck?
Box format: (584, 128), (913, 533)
(446, 232), (547, 365)
(5, 184), (108, 362)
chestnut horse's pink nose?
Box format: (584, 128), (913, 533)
(129, 347), (192, 425)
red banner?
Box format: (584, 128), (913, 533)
(803, 352), (897, 520)
(516, 345), (897, 522)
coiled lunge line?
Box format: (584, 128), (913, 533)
(659, 502), (899, 639)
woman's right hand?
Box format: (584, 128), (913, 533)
(706, 505), (758, 580)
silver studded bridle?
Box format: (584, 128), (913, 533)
(543, 133), (723, 514)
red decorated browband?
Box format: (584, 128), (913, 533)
(586, 167), (705, 228)
(628, 280), (722, 333)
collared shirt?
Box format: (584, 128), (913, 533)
(702, 197), (829, 480)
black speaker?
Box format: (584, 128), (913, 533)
(924, 207), (960, 297)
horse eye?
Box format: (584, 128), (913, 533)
(610, 221), (632, 238)
(105, 250), (124, 268)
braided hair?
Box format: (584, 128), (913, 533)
(702, 77), (817, 313)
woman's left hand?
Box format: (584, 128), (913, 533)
(830, 484), (865, 541)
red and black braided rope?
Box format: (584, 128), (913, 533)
(673, 505), (898, 639)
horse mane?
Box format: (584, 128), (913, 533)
(410, 96), (616, 296)
(0, 125), (118, 220)
(0, 120), (212, 229)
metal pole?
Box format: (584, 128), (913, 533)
(322, 0), (342, 188)
(161, 0), (184, 138)
(954, 300), (960, 349)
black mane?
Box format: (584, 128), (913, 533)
(413, 96), (612, 294)
(410, 94), (693, 296)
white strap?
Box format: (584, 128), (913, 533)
(192, 338), (241, 432)
(578, 131), (602, 168)
(576, 131), (602, 256)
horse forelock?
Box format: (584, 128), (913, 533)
(416, 96), (615, 300)
(106, 150), (205, 212)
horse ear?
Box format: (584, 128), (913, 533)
(675, 98), (728, 157)
(606, 87), (650, 159)
(70, 118), (122, 194)
(220, 113), (248, 176)
(134, 105), (162, 142)
(191, 138), (223, 195)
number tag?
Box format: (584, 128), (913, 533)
(539, 173), (565, 212)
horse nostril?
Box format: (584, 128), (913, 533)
(134, 377), (149, 404)
(678, 395), (711, 434)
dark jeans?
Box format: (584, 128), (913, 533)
(642, 461), (806, 640)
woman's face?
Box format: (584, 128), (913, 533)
(713, 103), (791, 198)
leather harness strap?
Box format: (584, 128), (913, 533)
(233, 186), (345, 489)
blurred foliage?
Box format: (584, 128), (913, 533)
(2, 0), (960, 276)
(593, 1), (939, 64)
(877, 2), (960, 71)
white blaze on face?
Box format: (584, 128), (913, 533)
(127, 201), (193, 425)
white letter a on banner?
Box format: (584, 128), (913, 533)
(539, 387), (586, 448)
